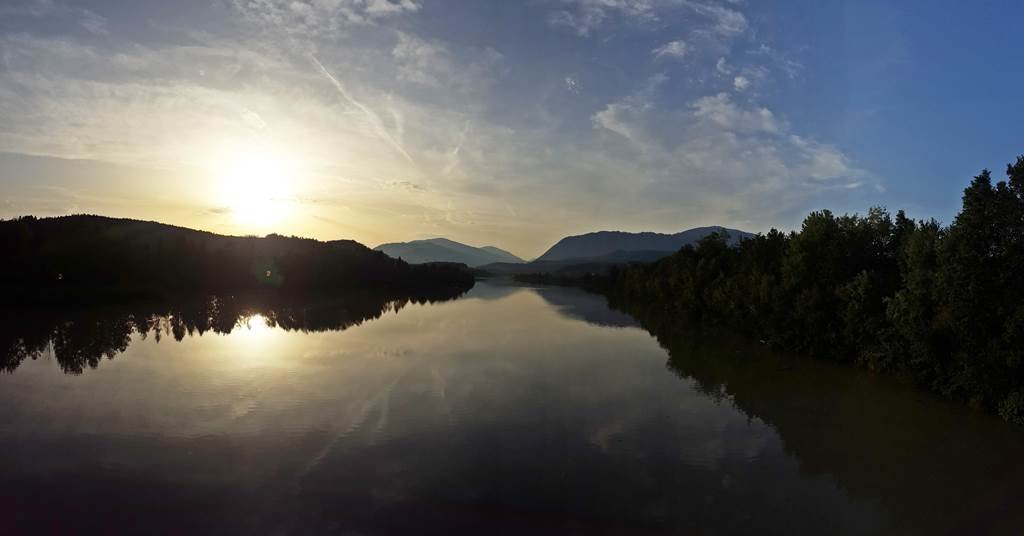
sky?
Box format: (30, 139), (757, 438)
(1, 0), (1023, 258)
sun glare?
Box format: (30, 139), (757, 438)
(216, 146), (297, 231)
(213, 313), (288, 366)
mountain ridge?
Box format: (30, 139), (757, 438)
(375, 238), (524, 267)
(536, 226), (753, 262)
(480, 226), (754, 275)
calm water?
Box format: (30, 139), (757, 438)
(2, 281), (1023, 535)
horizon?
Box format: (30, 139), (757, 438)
(2, 1), (1022, 259)
(5, 212), (753, 260)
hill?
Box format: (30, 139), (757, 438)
(536, 227), (752, 262)
(0, 215), (475, 303)
(375, 238), (523, 267)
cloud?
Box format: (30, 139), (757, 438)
(592, 74), (667, 145)
(366, 0), (420, 16)
(547, 0), (658, 36)
(587, 82), (874, 229)
(547, 8), (606, 36)
(230, 0), (420, 35)
(564, 75), (581, 94)
(684, 1), (748, 36)
(0, 33), (300, 163)
(383, 180), (426, 192)
(732, 75), (749, 91)
(546, 0), (747, 40)
(0, 0), (108, 34)
(789, 135), (860, 182)
(390, 32), (504, 97)
(750, 44), (804, 79)
(652, 40), (689, 61)
(240, 109), (268, 131)
(392, 33), (450, 87)
(78, 11), (108, 35)
(691, 93), (778, 133)
(593, 103), (643, 143)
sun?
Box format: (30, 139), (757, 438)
(215, 146), (297, 231)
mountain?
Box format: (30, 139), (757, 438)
(536, 226), (753, 262)
(375, 238), (524, 267)
(480, 226), (754, 276)
(0, 215), (475, 303)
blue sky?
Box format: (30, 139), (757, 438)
(1, 0), (1021, 257)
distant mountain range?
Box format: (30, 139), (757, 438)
(483, 226), (753, 275)
(375, 227), (752, 274)
(374, 238), (524, 267)
(536, 227), (752, 262)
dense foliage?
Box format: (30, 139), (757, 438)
(609, 157), (1024, 423)
(0, 215), (475, 303)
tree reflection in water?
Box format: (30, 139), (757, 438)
(610, 297), (1024, 535)
(0, 288), (469, 375)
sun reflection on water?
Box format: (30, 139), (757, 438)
(222, 313), (285, 365)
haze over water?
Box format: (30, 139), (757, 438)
(2, 281), (1021, 534)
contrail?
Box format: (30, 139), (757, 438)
(442, 120), (470, 176)
(310, 54), (414, 164)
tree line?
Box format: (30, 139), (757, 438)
(0, 215), (475, 303)
(608, 156), (1024, 423)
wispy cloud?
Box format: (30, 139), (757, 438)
(564, 75), (581, 94)
(589, 81), (875, 226)
(231, 0), (420, 35)
(240, 108), (268, 131)
(547, 0), (658, 36)
(0, 0), (108, 35)
(691, 93), (779, 133)
(592, 74), (667, 146)
(383, 180), (426, 192)
(683, 1), (748, 37)
(392, 32), (451, 87)
(652, 40), (689, 61)
(310, 54), (414, 164)
(749, 43), (804, 79)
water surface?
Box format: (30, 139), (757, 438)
(1, 282), (1022, 534)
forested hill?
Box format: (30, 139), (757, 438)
(0, 215), (474, 302)
(607, 156), (1024, 424)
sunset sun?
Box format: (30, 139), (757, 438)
(216, 147), (296, 230)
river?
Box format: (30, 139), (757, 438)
(1, 281), (1022, 534)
